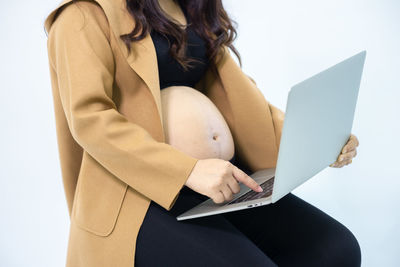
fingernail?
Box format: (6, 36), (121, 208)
(257, 185), (263, 192)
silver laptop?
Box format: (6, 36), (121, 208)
(176, 50), (367, 221)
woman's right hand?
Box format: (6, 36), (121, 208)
(184, 158), (263, 204)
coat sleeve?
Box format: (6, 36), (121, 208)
(46, 2), (198, 211)
(245, 74), (285, 151)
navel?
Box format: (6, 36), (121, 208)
(212, 133), (219, 141)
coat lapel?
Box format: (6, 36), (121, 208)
(45, 0), (163, 120)
(97, 0), (163, 120)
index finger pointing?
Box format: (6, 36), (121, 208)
(231, 165), (263, 192)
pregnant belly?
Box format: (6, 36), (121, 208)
(160, 85), (235, 161)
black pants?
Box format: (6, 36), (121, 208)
(135, 154), (361, 267)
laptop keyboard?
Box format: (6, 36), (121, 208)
(227, 176), (275, 205)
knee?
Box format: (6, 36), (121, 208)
(339, 226), (362, 267)
(323, 223), (362, 267)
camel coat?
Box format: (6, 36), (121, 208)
(44, 0), (285, 266)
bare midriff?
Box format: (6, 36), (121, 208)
(160, 85), (235, 161)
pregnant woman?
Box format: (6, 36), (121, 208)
(44, 0), (361, 266)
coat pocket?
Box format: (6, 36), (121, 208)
(72, 151), (128, 237)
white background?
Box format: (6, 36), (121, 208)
(0, 0), (398, 266)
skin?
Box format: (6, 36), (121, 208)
(158, 0), (359, 204)
(329, 133), (359, 168)
(160, 85), (247, 204)
(158, 0), (187, 28)
(160, 86), (235, 161)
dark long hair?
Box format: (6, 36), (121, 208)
(121, 0), (242, 77)
(47, 0), (242, 79)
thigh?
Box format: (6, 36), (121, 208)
(135, 189), (278, 267)
(222, 193), (361, 267)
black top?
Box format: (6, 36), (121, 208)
(150, 3), (209, 90)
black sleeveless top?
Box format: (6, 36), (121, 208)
(150, 3), (237, 166)
(150, 3), (209, 90)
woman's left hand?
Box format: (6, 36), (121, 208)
(329, 133), (359, 168)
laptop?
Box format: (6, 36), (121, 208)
(176, 50), (367, 221)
